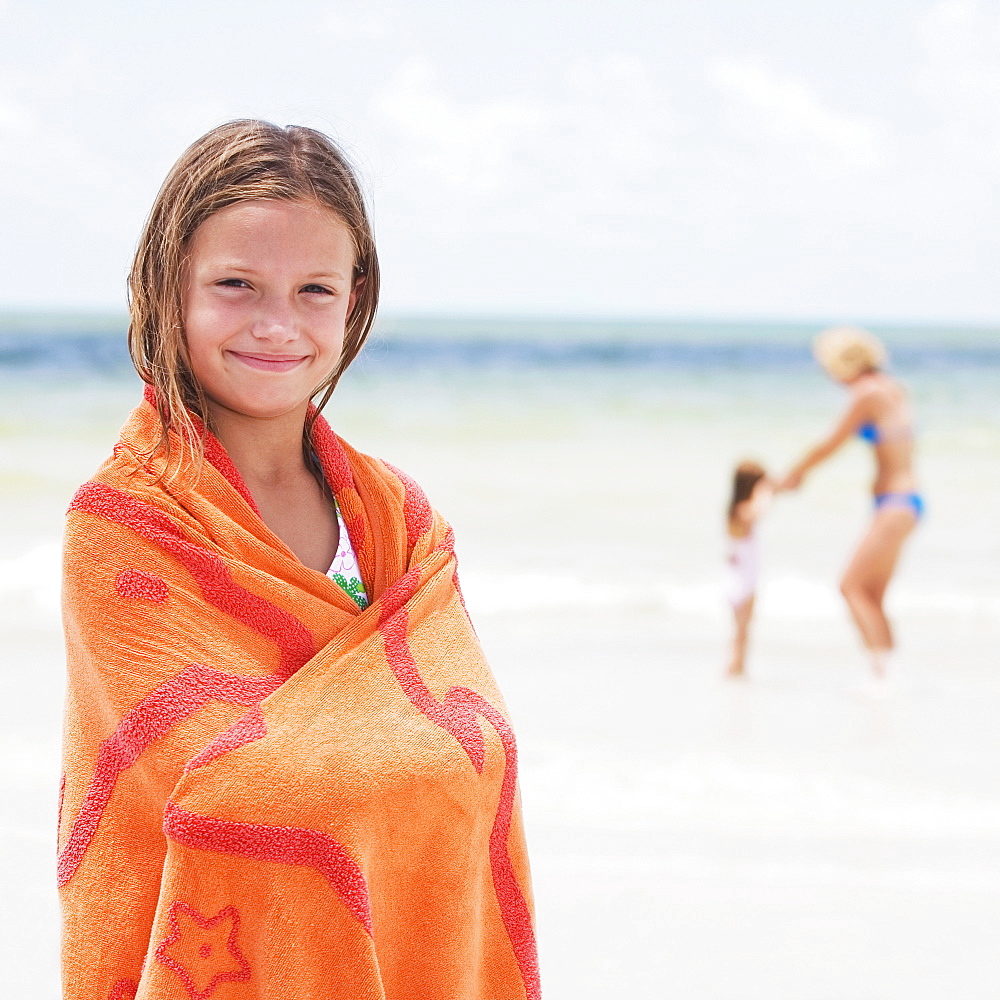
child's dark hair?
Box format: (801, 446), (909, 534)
(728, 460), (767, 522)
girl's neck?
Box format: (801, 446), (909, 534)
(206, 404), (311, 487)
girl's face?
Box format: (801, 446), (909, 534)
(182, 199), (358, 426)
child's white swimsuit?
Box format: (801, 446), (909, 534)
(725, 532), (760, 608)
(326, 500), (369, 610)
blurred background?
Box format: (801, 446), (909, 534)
(2, 1), (999, 997)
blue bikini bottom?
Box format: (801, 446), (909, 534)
(874, 492), (925, 519)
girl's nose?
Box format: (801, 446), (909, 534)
(250, 298), (298, 343)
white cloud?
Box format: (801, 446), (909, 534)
(0, 107), (142, 241)
(707, 55), (888, 172)
(373, 55), (544, 193)
(557, 54), (677, 178)
(493, 54), (681, 247)
(373, 51), (679, 207)
(322, 11), (391, 41)
(0, 97), (30, 131)
(373, 52), (677, 227)
(916, 0), (1000, 159)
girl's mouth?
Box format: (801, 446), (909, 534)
(230, 352), (309, 372)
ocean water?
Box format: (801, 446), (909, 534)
(3, 314), (1000, 997)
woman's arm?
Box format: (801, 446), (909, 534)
(779, 394), (870, 491)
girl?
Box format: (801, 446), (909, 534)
(58, 121), (539, 1000)
(724, 460), (772, 677)
(779, 325), (921, 680)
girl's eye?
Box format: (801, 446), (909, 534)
(217, 278), (250, 289)
(302, 284), (334, 295)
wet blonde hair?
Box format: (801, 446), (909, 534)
(128, 119), (380, 467)
(812, 325), (887, 382)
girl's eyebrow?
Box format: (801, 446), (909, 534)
(207, 262), (348, 281)
(307, 271), (349, 281)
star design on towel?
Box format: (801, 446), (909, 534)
(155, 901), (251, 999)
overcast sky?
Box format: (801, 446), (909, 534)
(1, 0), (998, 322)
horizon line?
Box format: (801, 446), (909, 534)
(0, 307), (997, 332)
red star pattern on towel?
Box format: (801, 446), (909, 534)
(155, 902), (251, 999)
(108, 979), (138, 1000)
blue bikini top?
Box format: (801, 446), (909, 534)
(857, 421), (914, 445)
(857, 421), (882, 444)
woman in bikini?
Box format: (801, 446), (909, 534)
(779, 326), (922, 680)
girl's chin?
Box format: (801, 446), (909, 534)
(204, 397), (314, 426)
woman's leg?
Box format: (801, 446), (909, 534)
(839, 507), (916, 674)
(726, 595), (755, 677)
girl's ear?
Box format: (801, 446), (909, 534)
(348, 273), (366, 316)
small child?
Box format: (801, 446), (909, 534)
(724, 460), (772, 677)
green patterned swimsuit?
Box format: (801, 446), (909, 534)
(326, 500), (369, 610)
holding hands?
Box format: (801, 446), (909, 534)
(775, 468), (804, 492)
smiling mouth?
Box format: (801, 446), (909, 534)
(230, 352), (309, 372)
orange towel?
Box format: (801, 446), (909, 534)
(59, 394), (539, 1000)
